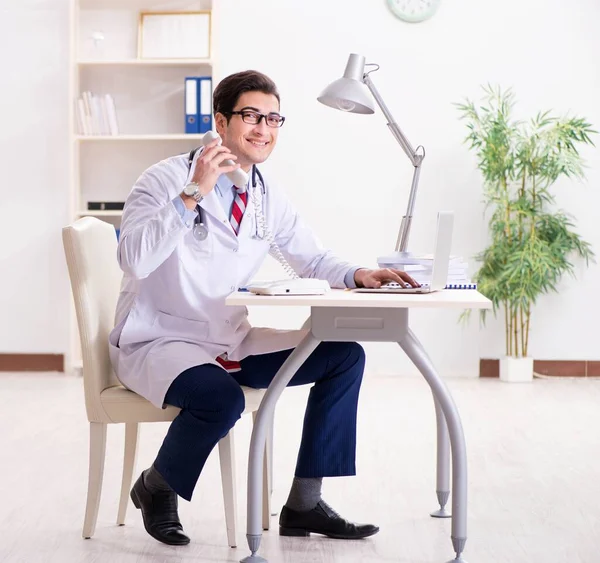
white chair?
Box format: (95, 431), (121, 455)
(62, 216), (272, 548)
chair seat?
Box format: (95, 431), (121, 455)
(100, 384), (265, 424)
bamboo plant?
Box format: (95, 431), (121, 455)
(456, 85), (595, 358)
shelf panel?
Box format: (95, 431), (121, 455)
(79, 0), (213, 10)
(77, 58), (214, 66)
(76, 210), (124, 217)
(76, 134), (206, 141)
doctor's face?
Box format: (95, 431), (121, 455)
(215, 91), (282, 172)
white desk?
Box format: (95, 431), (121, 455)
(226, 289), (491, 563)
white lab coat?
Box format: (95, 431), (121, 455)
(109, 151), (359, 408)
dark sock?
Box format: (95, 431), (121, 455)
(143, 464), (173, 494)
(285, 477), (323, 512)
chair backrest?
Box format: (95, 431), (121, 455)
(62, 217), (122, 422)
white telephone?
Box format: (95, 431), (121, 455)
(199, 131), (330, 296)
(201, 130), (249, 189)
(246, 279), (331, 296)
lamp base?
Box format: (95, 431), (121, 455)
(377, 251), (426, 268)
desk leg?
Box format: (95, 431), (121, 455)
(268, 412), (277, 516)
(431, 396), (451, 518)
(241, 332), (321, 563)
(399, 329), (469, 563)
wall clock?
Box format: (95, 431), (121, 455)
(386, 0), (441, 23)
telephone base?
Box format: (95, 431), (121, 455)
(246, 279), (330, 296)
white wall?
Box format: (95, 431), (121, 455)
(0, 0), (71, 354)
(2, 0), (599, 376)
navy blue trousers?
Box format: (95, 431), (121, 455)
(154, 341), (365, 501)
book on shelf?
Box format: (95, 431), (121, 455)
(87, 201), (125, 211)
(76, 91), (119, 136)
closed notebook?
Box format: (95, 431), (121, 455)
(444, 283), (477, 289)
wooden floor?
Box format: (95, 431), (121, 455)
(1, 372), (599, 563)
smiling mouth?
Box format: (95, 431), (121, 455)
(246, 139), (269, 148)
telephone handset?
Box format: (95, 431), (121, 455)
(201, 131), (249, 189)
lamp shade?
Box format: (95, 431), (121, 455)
(317, 53), (375, 114)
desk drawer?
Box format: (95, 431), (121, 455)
(310, 307), (408, 342)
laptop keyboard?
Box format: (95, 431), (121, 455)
(381, 282), (429, 289)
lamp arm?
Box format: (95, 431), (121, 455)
(363, 73), (425, 253)
(395, 165), (422, 253)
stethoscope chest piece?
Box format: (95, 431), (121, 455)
(192, 221), (208, 241)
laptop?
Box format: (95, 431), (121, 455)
(352, 211), (454, 294)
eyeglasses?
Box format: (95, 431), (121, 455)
(225, 110), (286, 128)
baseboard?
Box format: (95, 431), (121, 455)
(0, 354), (64, 372)
(480, 359), (500, 378)
(480, 358), (600, 378)
(4, 353), (596, 377)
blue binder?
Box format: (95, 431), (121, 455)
(197, 76), (212, 133)
(185, 77), (199, 134)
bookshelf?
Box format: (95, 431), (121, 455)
(77, 58), (215, 66)
(67, 0), (218, 372)
(76, 210), (124, 218)
(76, 134), (207, 141)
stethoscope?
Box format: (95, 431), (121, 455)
(187, 146), (266, 241)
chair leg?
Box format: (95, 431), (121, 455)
(218, 430), (238, 548)
(253, 411), (272, 530)
(117, 422), (139, 526)
(82, 422), (107, 539)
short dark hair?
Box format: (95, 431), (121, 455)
(213, 70), (280, 121)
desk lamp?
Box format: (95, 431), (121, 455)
(317, 53), (425, 263)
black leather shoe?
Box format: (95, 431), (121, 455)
(279, 500), (379, 539)
(130, 470), (190, 546)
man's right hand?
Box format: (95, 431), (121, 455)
(194, 139), (241, 194)
(180, 139), (240, 209)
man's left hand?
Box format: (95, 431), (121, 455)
(353, 268), (419, 289)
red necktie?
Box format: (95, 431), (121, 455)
(216, 354), (242, 373)
(217, 186), (247, 371)
(230, 187), (247, 236)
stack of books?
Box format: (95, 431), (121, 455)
(377, 254), (476, 289)
(76, 91), (119, 136)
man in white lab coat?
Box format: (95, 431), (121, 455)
(109, 70), (417, 546)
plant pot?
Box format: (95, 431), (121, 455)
(499, 356), (533, 383)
